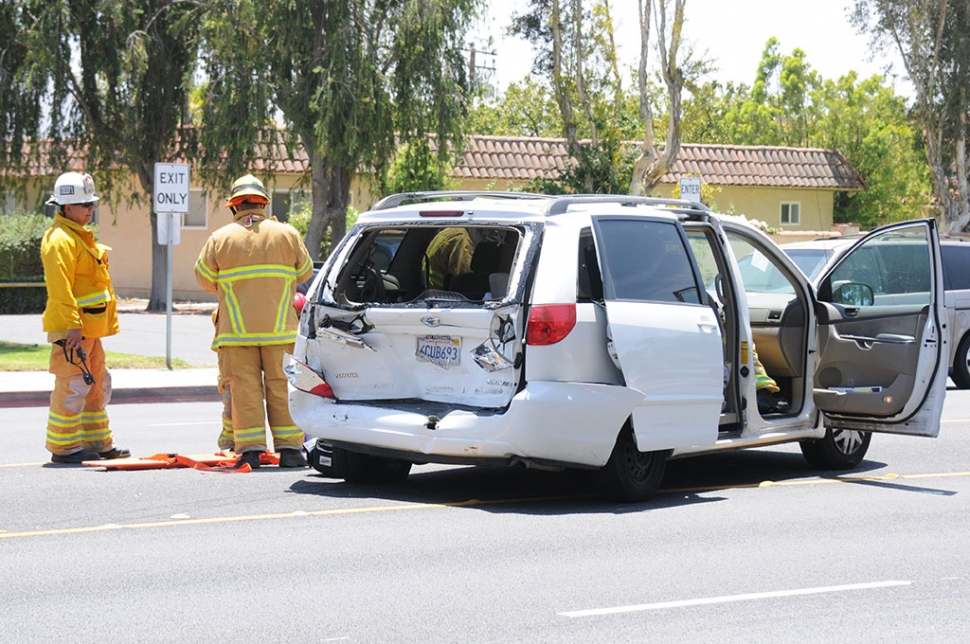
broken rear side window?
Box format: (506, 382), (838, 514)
(332, 226), (521, 305)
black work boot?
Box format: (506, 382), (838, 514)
(278, 449), (308, 468)
(757, 389), (791, 414)
(234, 450), (263, 469)
(50, 449), (102, 464)
(99, 447), (131, 459)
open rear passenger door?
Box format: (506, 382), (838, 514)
(813, 220), (947, 437)
(591, 215), (724, 451)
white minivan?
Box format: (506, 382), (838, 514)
(286, 193), (948, 502)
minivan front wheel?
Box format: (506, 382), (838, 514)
(950, 334), (970, 389)
(799, 427), (871, 470)
(593, 426), (669, 502)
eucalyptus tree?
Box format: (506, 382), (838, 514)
(678, 37), (928, 228)
(0, 0), (203, 310)
(628, 0), (690, 195)
(812, 72), (930, 228)
(198, 0), (479, 260)
(853, 0), (970, 231)
(510, 0), (696, 195)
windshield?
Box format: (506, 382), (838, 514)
(784, 248), (834, 281)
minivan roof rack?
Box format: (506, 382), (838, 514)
(544, 195), (711, 216)
(371, 191), (554, 211)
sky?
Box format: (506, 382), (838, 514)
(469, 0), (912, 99)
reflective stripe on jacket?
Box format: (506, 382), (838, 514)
(41, 214), (119, 339)
(195, 208), (313, 349)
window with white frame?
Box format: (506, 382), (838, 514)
(272, 189), (310, 223)
(183, 188), (208, 228)
(780, 202), (801, 226)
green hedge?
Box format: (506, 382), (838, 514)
(0, 212), (49, 314)
(0, 283), (46, 314)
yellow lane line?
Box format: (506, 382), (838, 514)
(0, 494), (581, 540)
(662, 470), (970, 494)
(0, 462), (49, 468)
(1, 471), (968, 540)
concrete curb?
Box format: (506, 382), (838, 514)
(0, 386), (220, 408)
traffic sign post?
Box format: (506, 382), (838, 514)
(679, 177), (702, 204)
(153, 163), (190, 370)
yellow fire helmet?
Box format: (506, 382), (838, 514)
(225, 173), (270, 209)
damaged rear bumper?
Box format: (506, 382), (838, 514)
(288, 380), (642, 468)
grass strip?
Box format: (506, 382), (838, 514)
(0, 341), (195, 371)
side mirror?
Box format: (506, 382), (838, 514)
(831, 280), (874, 307)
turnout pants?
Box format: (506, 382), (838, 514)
(216, 349), (233, 451)
(220, 344), (304, 453)
(46, 337), (115, 456)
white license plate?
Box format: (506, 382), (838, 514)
(417, 335), (461, 365)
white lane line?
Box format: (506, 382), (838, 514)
(559, 580), (912, 618)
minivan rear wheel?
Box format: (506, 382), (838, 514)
(593, 426), (669, 502)
(799, 427), (871, 469)
(950, 334), (970, 389)
(336, 447), (412, 484)
(309, 441), (412, 483)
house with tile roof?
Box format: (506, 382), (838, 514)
(449, 136), (865, 232)
(3, 134), (864, 300)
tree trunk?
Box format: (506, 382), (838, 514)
(304, 142), (351, 261)
(329, 166), (350, 246)
(551, 0), (580, 160)
(630, 0), (685, 196)
(954, 87), (970, 232)
(306, 147), (330, 262)
(133, 161), (168, 313)
(148, 212), (168, 311)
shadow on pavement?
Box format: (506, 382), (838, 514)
(285, 447), (890, 515)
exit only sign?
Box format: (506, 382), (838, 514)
(153, 163), (190, 214)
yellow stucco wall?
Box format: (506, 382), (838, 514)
(93, 174), (313, 301)
(650, 184), (836, 231)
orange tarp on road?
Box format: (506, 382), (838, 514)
(82, 451), (281, 472)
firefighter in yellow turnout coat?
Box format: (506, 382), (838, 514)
(195, 175), (314, 469)
(41, 172), (130, 464)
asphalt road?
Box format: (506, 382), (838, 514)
(2, 392), (969, 643)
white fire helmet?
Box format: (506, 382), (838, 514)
(46, 172), (100, 206)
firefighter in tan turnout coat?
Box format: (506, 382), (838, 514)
(195, 174), (314, 469)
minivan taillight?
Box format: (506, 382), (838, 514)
(526, 304), (577, 345)
(283, 355), (336, 399)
